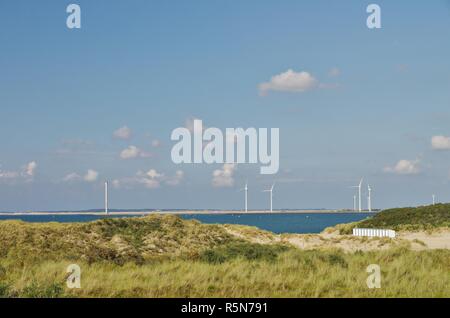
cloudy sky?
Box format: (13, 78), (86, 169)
(1, 1), (450, 211)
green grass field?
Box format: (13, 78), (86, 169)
(0, 247), (448, 297)
(0, 210), (449, 298)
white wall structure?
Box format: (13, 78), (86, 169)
(353, 228), (396, 238)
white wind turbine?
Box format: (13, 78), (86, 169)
(104, 181), (109, 215)
(263, 184), (275, 213)
(239, 182), (248, 213)
(350, 178), (363, 212)
(432, 194), (436, 206)
(367, 184), (372, 212)
(353, 195), (357, 212)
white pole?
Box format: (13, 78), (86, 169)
(353, 195), (357, 212)
(270, 190), (273, 213)
(358, 184), (362, 212)
(105, 181), (108, 215)
(245, 184), (248, 213)
(368, 185), (372, 212)
(432, 194), (436, 206)
(358, 179), (363, 212)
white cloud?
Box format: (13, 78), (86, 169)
(113, 126), (132, 140)
(120, 145), (140, 159)
(142, 179), (160, 189)
(0, 170), (19, 180)
(259, 69), (318, 96)
(165, 170), (184, 186)
(84, 169), (99, 182)
(384, 159), (420, 175)
(62, 169), (99, 183)
(146, 169), (163, 179)
(212, 164), (236, 187)
(62, 172), (82, 182)
(328, 67), (340, 77)
(24, 161), (37, 177)
(112, 179), (121, 189)
(62, 170), (99, 183)
(431, 135), (450, 150)
(0, 161), (37, 183)
(135, 169), (164, 189)
(119, 145), (152, 159)
(113, 169), (184, 190)
(151, 139), (161, 147)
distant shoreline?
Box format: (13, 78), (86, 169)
(0, 210), (378, 216)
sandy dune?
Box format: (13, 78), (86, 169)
(398, 230), (450, 250)
(223, 225), (450, 252)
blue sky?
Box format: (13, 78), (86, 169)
(1, 1), (450, 211)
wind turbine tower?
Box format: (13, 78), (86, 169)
(263, 184), (274, 213)
(240, 182), (248, 213)
(245, 183), (248, 212)
(353, 195), (357, 212)
(358, 179), (363, 212)
(351, 178), (363, 212)
(367, 184), (372, 212)
(432, 194), (436, 206)
(104, 181), (109, 215)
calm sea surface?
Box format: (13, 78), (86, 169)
(0, 213), (374, 234)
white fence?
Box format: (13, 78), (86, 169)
(353, 228), (396, 238)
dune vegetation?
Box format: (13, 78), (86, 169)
(358, 204), (450, 231)
(0, 213), (449, 298)
(333, 204), (450, 235)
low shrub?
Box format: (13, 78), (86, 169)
(200, 242), (289, 264)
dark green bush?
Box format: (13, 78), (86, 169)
(323, 253), (348, 268)
(200, 250), (227, 264)
(0, 283), (10, 298)
(200, 242), (289, 264)
(355, 204), (450, 231)
(21, 282), (64, 298)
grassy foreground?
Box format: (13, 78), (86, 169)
(1, 247), (449, 297)
(0, 213), (449, 297)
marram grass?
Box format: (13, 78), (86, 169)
(0, 247), (449, 298)
(0, 213), (449, 298)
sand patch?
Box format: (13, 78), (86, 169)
(223, 225), (450, 252)
(398, 230), (450, 250)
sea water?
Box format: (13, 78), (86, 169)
(0, 213), (373, 234)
